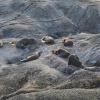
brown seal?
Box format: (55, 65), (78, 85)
(0, 40), (3, 47)
(62, 38), (73, 46)
(16, 38), (36, 49)
(52, 49), (70, 58)
(41, 36), (54, 44)
(21, 51), (42, 62)
(68, 54), (84, 68)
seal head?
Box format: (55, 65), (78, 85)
(52, 49), (70, 58)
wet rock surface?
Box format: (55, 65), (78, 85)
(0, 0), (100, 100)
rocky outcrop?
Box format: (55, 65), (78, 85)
(6, 89), (100, 100)
(0, 33), (100, 100)
(0, 0), (100, 39)
(0, 0), (100, 100)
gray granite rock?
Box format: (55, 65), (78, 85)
(0, 0), (100, 100)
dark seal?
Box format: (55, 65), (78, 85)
(52, 49), (70, 58)
(68, 54), (84, 68)
(16, 38), (36, 49)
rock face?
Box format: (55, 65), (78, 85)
(6, 89), (100, 100)
(0, 0), (100, 39)
(0, 0), (100, 100)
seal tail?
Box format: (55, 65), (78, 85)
(21, 59), (28, 62)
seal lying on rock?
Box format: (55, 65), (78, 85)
(21, 51), (42, 62)
(62, 38), (73, 46)
(16, 38), (36, 49)
(52, 49), (70, 58)
(0, 40), (3, 47)
(41, 36), (54, 44)
(68, 54), (84, 68)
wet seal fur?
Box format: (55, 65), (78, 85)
(52, 49), (70, 58)
(62, 38), (73, 46)
(16, 38), (36, 49)
(21, 51), (42, 62)
(68, 54), (84, 68)
(0, 40), (3, 47)
(41, 36), (54, 44)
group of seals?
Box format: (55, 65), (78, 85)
(18, 36), (73, 63)
(52, 48), (84, 68)
(0, 36), (78, 65)
(0, 36), (99, 69)
(11, 36), (73, 50)
(47, 36), (84, 68)
(15, 36), (54, 62)
(41, 36), (73, 47)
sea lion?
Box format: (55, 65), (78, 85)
(68, 54), (84, 68)
(41, 36), (54, 44)
(52, 49), (70, 58)
(21, 51), (42, 62)
(0, 40), (3, 47)
(62, 38), (73, 46)
(16, 38), (36, 49)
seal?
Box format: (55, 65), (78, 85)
(52, 49), (70, 58)
(62, 38), (73, 46)
(68, 54), (84, 68)
(21, 51), (42, 62)
(41, 36), (54, 44)
(16, 38), (36, 49)
(0, 40), (3, 47)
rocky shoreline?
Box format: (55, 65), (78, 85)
(0, 0), (100, 100)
